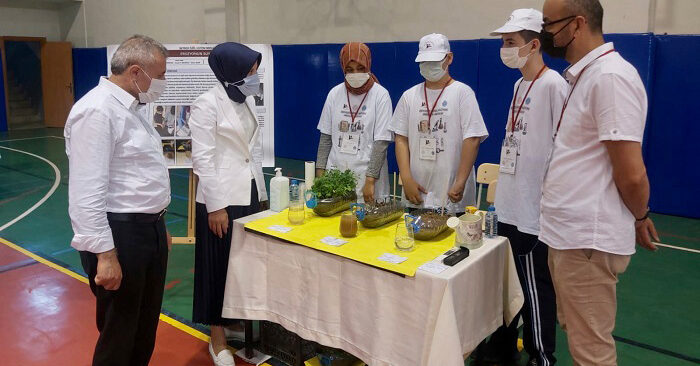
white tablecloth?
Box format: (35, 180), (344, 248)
(222, 211), (523, 366)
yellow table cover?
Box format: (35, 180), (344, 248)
(244, 209), (456, 276)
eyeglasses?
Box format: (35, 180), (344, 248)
(542, 15), (578, 29)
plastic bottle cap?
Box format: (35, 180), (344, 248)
(291, 179), (298, 185)
(274, 167), (282, 177)
(488, 205), (495, 212)
(446, 216), (460, 229)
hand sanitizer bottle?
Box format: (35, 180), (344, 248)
(269, 167), (289, 212)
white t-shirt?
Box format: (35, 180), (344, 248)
(389, 80), (488, 210)
(317, 82), (393, 202)
(539, 43), (648, 255)
(495, 69), (568, 235)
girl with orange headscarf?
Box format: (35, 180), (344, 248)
(315, 42), (394, 203)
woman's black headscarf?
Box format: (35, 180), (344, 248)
(208, 42), (262, 103)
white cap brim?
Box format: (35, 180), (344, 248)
(415, 51), (447, 62)
(489, 24), (527, 36)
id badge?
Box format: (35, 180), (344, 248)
(499, 134), (519, 174)
(340, 132), (360, 154)
(419, 137), (437, 161)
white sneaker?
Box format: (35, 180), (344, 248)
(209, 343), (235, 366)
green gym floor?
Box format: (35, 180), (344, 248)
(1, 128), (698, 366)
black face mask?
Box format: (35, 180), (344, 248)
(541, 16), (577, 59)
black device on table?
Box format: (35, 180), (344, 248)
(443, 247), (470, 266)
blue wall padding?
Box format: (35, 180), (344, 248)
(71, 34), (697, 218)
(272, 44), (332, 162)
(72, 47), (107, 100)
(645, 35), (699, 218)
(0, 56), (7, 131)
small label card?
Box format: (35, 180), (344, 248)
(320, 236), (348, 247)
(418, 261), (449, 274)
(268, 225), (292, 233)
(378, 253), (408, 264)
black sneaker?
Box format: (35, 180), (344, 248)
(471, 343), (520, 364)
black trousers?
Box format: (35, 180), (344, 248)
(487, 222), (557, 365)
(80, 214), (169, 366)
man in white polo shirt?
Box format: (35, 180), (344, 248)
(539, 1), (659, 365)
(482, 9), (568, 366)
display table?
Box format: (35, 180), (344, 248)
(244, 209), (458, 276)
(222, 211), (523, 366)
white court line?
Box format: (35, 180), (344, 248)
(0, 135), (64, 143)
(0, 146), (61, 232)
(653, 242), (700, 254)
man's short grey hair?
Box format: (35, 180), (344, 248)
(565, 0), (604, 34)
(110, 34), (168, 75)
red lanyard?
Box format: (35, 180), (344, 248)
(346, 88), (369, 125)
(510, 65), (547, 132)
(555, 49), (616, 138)
(423, 78), (452, 128)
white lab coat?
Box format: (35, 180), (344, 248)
(190, 84), (268, 212)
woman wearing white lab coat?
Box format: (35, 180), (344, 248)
(189, 42), (268, 366)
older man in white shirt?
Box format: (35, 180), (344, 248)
(539, 1), (659, 365)
(65, 34), (171, 366)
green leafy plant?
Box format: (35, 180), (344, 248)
(311, 169), (357, 200)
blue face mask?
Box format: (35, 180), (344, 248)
(226, 73), (261, 97)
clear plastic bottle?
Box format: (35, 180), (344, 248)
(288, 179), (305, 225)
(289, 179), (300, 202)
(485, 205), (498, 238)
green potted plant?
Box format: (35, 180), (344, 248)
(308, 169), (357, 216)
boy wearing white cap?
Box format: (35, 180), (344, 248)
(390, 33), (488, 211)
(481, 9), (568, 366)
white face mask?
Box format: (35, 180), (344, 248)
(345, 72), (370, 88)
(226, 73), (261, 97)
(134, 67), (166, 103)
(419, 59), (447, 82)
(500, 42), (534, 69)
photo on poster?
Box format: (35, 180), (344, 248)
(162, 139), (176, 166)
(154, 105), (177, 137)
(176, 139), (192, 166)
(176, 105), (191, 137)
(254, 83), (265, 106)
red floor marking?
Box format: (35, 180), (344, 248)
(234, 354), (258, 365)
(0, 244), (29, 266)
(0, 245), (210, 366)
(164, 279), (182, 290)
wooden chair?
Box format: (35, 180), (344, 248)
(486, 179), (498, 206)
(476, 163), (499, 209)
